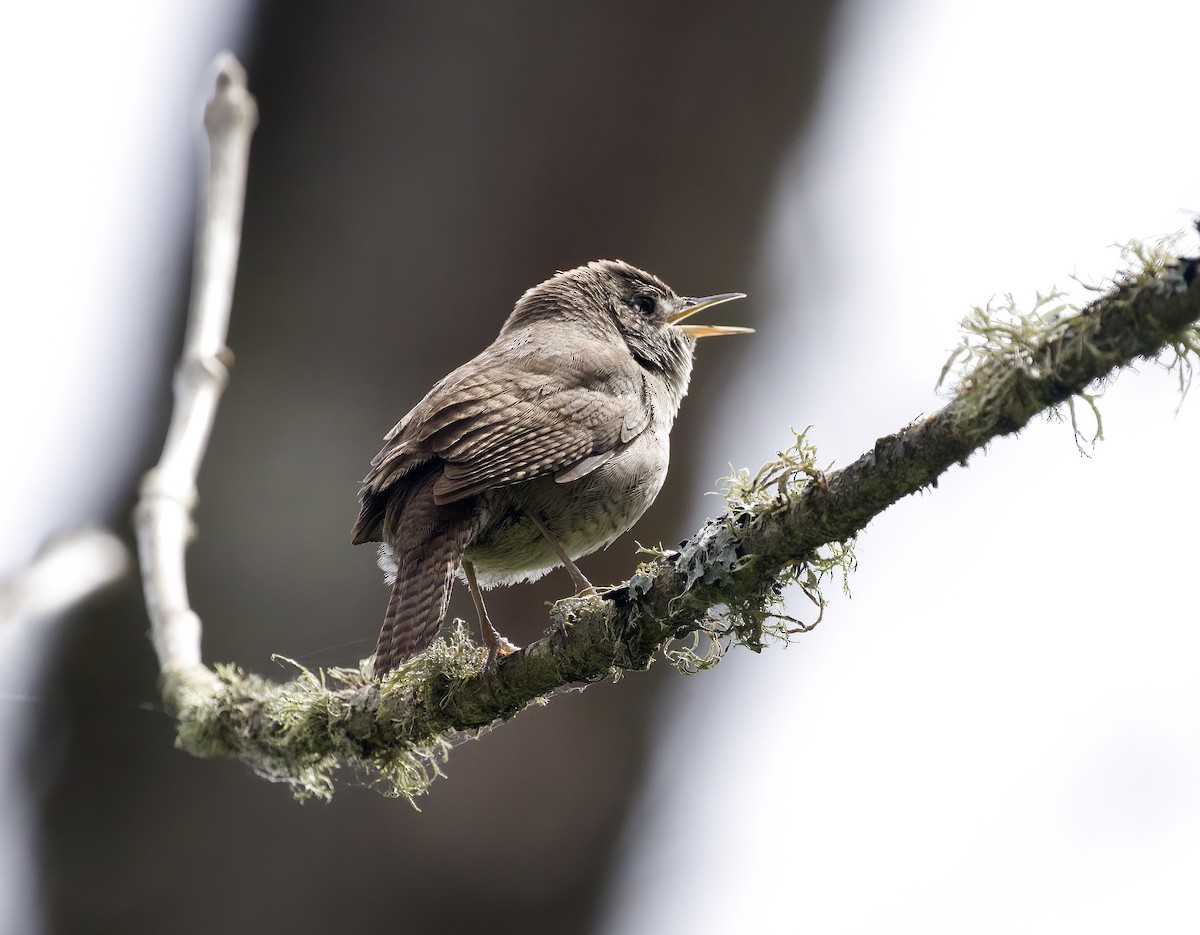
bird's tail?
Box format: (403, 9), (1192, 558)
(372, 499), (473, 678)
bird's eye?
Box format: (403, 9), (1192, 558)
(631, 294), (657, 316)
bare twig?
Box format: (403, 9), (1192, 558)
(0, 530), (127, 628)
(134, 54), (257, 697)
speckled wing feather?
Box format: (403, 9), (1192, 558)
(350, 342), (652, 544)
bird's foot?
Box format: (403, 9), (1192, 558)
(483, 634), (520, 676)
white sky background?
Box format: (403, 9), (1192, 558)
(0, 4), (247, 932)
(602, 1), (1200, 932)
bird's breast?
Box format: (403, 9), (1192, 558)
(463, 429), (670, 587)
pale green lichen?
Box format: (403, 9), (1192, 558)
(661, 430), (857, 675)
(662, 539), (855, 676)
(1111, 234), (1200, 399)
(1110, 232), (1188, 279)
(938, 288), (1085, 410)
(626, 561), (660, 599)
(720, 427), (827, 514)
(939, 233), (1200, 449)
(719, 427), (855, 600)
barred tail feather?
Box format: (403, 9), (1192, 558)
(372, 514), (471, 677)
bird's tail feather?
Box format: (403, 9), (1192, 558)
(372, 501), (472, 677)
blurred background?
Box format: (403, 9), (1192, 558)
(3, 1), (1200, 932)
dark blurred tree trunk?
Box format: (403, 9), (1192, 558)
(41, 3), (839, 932)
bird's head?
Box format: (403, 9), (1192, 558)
(506, 259), (750, 395)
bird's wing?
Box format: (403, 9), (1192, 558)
(351, 346), (652, 542)
(424, 354), (652, 503)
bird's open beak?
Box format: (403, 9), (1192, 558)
(668, 292), (753, 338)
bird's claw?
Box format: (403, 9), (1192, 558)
(483, 635), (521, 676)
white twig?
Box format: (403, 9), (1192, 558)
(0, 530), (127, 627)
(135, 54), (257, 688)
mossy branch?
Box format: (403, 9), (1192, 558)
(173, 241), (1200, 804)
(142, 57), (1200, 804)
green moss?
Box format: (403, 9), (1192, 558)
(170, 625), (485, 805)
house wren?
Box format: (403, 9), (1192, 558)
(352, 260), (749, 676)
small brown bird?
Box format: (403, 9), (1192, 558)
(352, 260), (749, 676)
